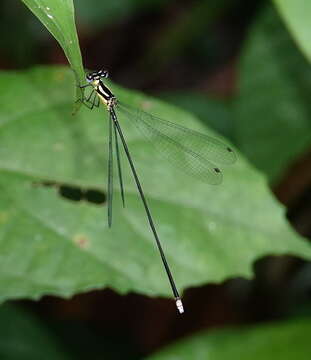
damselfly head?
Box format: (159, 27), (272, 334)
(86, 70), (108, 82)
(86, 69), (109, 83)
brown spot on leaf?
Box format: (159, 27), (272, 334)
(73, 234), (90, 249)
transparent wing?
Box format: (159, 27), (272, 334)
(117, 103), (236, 185)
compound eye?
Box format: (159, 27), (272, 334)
(101, 70), (109, 78)
(86, 74), (92, 82)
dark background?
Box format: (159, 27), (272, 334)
(1, 0), (311, 359)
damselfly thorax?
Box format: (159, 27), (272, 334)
(93, 79), (117, 111)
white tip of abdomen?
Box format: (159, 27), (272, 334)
(176, 297), (184, 314)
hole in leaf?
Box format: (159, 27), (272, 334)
(85, 189), (106, 204)
(59, 186), (84, 201)
(33, 181), (106, 205)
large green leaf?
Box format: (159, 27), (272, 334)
(0, 304), (70, 360)
(146, 319), (311, 360)
(20, 0), (84, 98)
(274, 0), (311, 63)
(234, 6), (311, 183)
(0, 66), (310, 303)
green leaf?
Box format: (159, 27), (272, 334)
(20, 0), (84, 100)
(0, 304), (70, 360)
(146, 319), (311, 360)
(274, 0), (311, 63)
(0, 66), (310, 303)
(234, 6), (311, 183)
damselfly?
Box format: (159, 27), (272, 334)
(77, 69), (236, 314)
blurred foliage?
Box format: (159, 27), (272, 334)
(274, 0), (311, 63)
(147, 319), (311, 360)
(0, 302), (140, 360)
(0, 2), (38, 67)
(74, 0), (167, 28)
(140, 0), (234, 73)
(2, 302), (311, 360)
(0, 304), (70, 360)
(234, 5), (311, 183)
